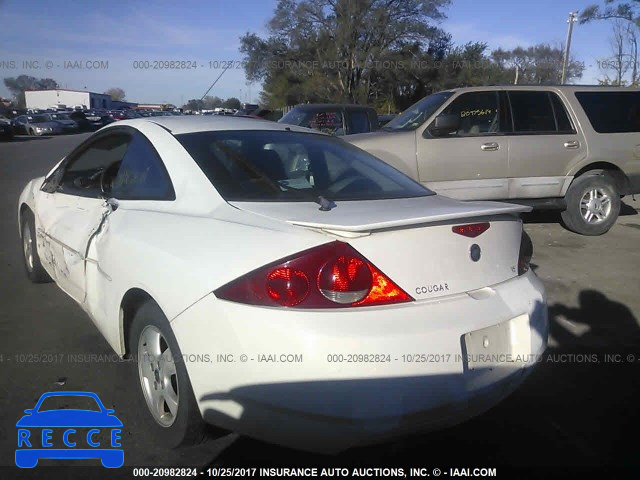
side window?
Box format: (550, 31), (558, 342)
(575, 91), (640, 133)
(308, 111), (344, 135)
(437, 92), (500, 136)
(110, 133), (175, 200)
(348, 111), (371, 134)
(508, 91), (556, 133)
(59, 134), (130, 197)
(550, 93), (574, 133)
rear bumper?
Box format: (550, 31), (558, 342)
(170, 271), (547, 453)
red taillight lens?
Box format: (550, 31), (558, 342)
(266, 268), (309, 306)
(215, 241), (413, 308)
(318, 255), (372, 304)
(452, 222), (490, 238)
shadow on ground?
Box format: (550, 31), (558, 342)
(198, 290), (639, 469)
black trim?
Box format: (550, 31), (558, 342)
(625, 174), (640, 195)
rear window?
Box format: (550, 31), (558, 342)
(175, 130), (432, 202)
(575, 91), (640, 133)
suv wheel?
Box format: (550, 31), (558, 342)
(561, 172), (621, 235)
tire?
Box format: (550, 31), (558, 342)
(21, 210), (53, 283)
(128, 300), (209, 447)
(561, 172), (621, 236)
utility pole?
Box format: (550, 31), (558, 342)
(561, 11), (578, 84)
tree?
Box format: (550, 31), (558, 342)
(202, 96), (223, 109)
(222, 97), (241, 109)
(105, 87), (126, 101)
(240, 0), (451, 106)
(491, 44), (584, 84)
(3, 75), (60, 107)
(581, 1), (639, 84)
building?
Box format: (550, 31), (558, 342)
(24, 89), (137, 111)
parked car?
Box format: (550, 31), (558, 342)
(345, 86), (640, 235)
(18, 116), (546, 453)
(44, 113), (80, 134)
(279, 104), (379, 136)
(0, 115), (14, 140)
(12, 115), (62, 136)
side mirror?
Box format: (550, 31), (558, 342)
(427, 113), (460, 137)
(24, 409), (33, 414)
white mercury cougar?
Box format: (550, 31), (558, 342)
(18, 116), (547, 453)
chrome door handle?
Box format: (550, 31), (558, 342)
(481, 142), (499, 151)
(564, 140), (580, 149)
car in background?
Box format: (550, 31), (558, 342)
(0, 115), (14, 140)
(66, 111), (93, 132)
(18, 115), (546, 453)
(279, 104), (379, 136)
(85, 112), (116, 130)
(12, 115), (62, 136)
(346, 85), (640, 236)
(44, 113), (80, 134)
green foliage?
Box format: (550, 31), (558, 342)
(3, 75), (60, 107)
(104, 87), (126, 101)
(240, 1), (585, 109)
(492, 44), (585, 84)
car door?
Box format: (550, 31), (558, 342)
(83, 130), (176, 329)
(416, 91), (509, 200)
(505, 91), (585, 199)
(37, 132), (131, 303)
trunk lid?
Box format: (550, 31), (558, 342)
(230, 196), (530, 300)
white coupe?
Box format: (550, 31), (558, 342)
(18, 116), (547, 453)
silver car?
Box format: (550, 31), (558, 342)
(12, 115), (62, 136)
(346, 85), (640, 235)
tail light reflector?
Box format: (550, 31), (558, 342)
(215, 241), (412, 308)
(452, 222), (490, 238)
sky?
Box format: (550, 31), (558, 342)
(0, 0), (619, 106)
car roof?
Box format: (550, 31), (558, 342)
(290, 103), (375, 111)
(108, 115), (326, 135)
(447, 84), (639, 93)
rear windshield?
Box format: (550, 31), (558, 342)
(175, 130), (433, 202)
(574, 91), (640, 133)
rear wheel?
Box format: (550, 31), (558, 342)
(128, 300), (209, 447)
(561, 172), (621, 235)
(21, 210), (53, 283)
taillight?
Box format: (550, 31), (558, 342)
(518, 230), (533, 275)
(215, 241), (413, 308)
(452, 222), (490, 238)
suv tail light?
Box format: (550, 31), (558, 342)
(215, 241), (413, 308)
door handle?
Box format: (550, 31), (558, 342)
(564, 140), (580, 149)
(480, 142), (499, 151)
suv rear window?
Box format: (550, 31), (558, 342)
(575, 91), (640, 133)
(175, 130), (432, 202)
